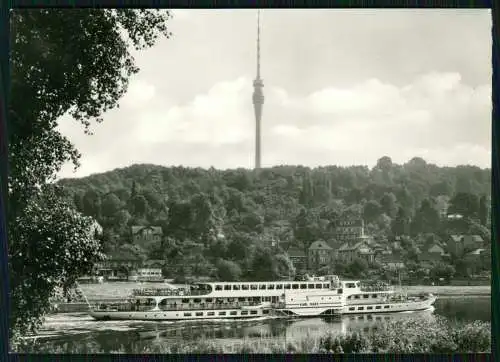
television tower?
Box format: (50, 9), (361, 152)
(252, 10), (264, 170)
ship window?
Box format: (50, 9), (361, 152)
(251, 285), (258, 290)
(184, 313), (192, 317)
(260, 285), (266, 290)
(195, 312), (203, 316)
(338, 289), (343, 294)
(372, 294), (378, 298)
(300, 284), (307, 289)
(276, 284), (283, 289)
(250, 310), (257, 315)
(242, 285), (249, 290)
(182, 299), (189, 304)
(233, 285), (240, 290)
(238, 297), (246, 302)
(349, 307), (355, 311)
(316, 284), (322, 289)
(363, 295), (369, 299)
(308, 284), (315, 289)
(346, 283), (356, 288)
(384, 306), (389, 309)
(193, 299), (201, 303)
(354, 295), (360, 299)
(219, 311), (226, 316)
(284, 284), (291, 289)
(241, 311), (248, 315)
(292, 284), (299, 290)
(230, 311), (237, 316)
(367, 306), (373, 310)
(224, 285), (231, 291)
(263, 310), (269, 315)
(376, 306), (381, 309)
(358, 307), (364, 311)
(267, 284), (275, 290)
(347, 296), (352, 300)
(205, 298), (213, 303)
(323, 283), (330, 288)
(207, 312), (215, 316)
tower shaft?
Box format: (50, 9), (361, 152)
(252, 10), (264, 170)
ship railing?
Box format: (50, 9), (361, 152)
(359, 285), (393, 292)
(94, 301), (266, 312)
(132, 288), (211, 297)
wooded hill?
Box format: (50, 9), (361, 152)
(57, 156), (491, 280)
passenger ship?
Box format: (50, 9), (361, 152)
(88, 275), (436, 321)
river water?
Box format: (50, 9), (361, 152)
(25, 296), (490, 353)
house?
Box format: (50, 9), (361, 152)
(447, 234), (484, 256)
(379, 253), (405, 270)
(464, 248), (486, 264)
(333, 218), (365, 243)
(143, 259), (166, 269)
(95, 249), (142, 279)
(286, 247), (307, 271)
(308, 241), (333, 270)
(131, 225), (163, 248)
(337, 242), (375, 264)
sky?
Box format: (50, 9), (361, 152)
(57, 9), (492, 179)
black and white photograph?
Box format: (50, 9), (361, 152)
(6, 8), (492, 354)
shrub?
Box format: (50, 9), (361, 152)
(451, 320), (491, 352)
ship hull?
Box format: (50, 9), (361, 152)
(89, 307), (272, 321)
(342, 296), (437, 314)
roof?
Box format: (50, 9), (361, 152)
(108, 249), (142, 261)
(427, 244), (445, 254)
(309, 240), (332, 251)
(466, 248), (486, 256)
(143, 259), (166, 266)
(131, 226), (163, 235)
(450, 234), (484, 243)
(338, 241), (370, 252)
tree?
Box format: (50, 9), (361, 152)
(8, 9), (172, 342)
(411, 199), (440, 235)
(380, 192), (398, 218)
(8, 186), (104, 340)
(478, 195), (488, 226)
(448, 192), (480, 218)
(216, 259), (242, 282)
(429, 264), (456, 283)
(363, 200), (381, 223)
(345, 258), (369, 278)
(391, 207), (410, 236)
(101, 193), (122, 218)
(251, 247), (275, 281)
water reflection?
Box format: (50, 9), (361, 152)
(28, 296), (490, 353)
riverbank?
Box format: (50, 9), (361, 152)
(402, 285), (490, 297)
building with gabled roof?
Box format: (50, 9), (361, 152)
(337, 241), (375, 264)
(308, 240), (333, 270)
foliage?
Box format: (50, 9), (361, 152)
(9, 186), (105, 340)
(215, 259), (242, 282)
(8, 8), (172, 342)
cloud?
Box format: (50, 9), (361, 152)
(57, 71), (491, 179)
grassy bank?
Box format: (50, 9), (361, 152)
(402, 285), (490, 296)
(18, 316), (490, 353)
